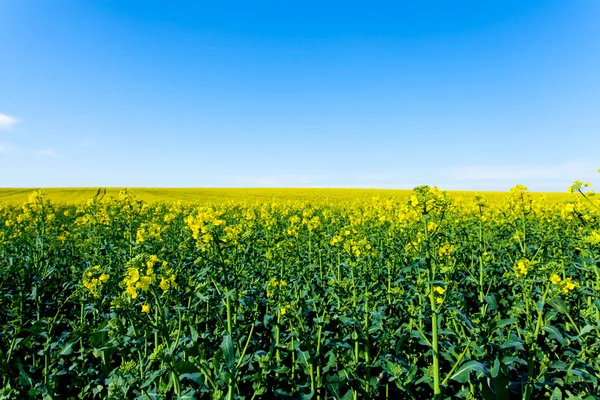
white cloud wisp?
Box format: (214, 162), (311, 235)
(0, 114), (18, 130)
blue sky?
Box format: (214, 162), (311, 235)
(1, 0), (599, 190)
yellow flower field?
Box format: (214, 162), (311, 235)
(0, 183), (599, 399)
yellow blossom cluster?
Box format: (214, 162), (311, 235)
(550, 274), (580, 294)
(584, 231), (600, 246)
(266, 277), (287, 298)
(280, 303), (291, 316)
(433, 286), (445, 304)
(124, 254), (159, 298)
(159, 273), (177, 292)
(561, 202), (576, 220)
(438, 243), (455, 259)
(568, 180), (591, 193)
(303, 215), (321, 232)
(330, 235), (342, 246)
(82, 265), (109, 298)
(185, 208), (226, 249)
(514, 259), (529, 278)
(136, 223), (163, 243)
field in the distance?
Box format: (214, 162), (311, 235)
(0, 187), (572, 205)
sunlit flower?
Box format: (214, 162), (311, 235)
(514, 259), (529, 278)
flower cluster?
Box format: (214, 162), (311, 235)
(123, 254), (158, 298)
(82, 266), (109, 298)
(583, 231), (600, 246)
(185, 208), (226, 250)
(136, 222), (163, 243)
(159, 273), (177, 292)
(568, 180), (591, 193)
(438, 243), (455, 259)
(433, 285), (445, 304)
(514, 259), (529, 278)
(122, 254), (176, 297)
(550, 274), (579, 294)
(266, 277), (287, 298)
(280, 303), (291, 316)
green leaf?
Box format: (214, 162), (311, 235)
(176, 361), (200, 375)
(493, 318), (517, 330)
(338, 315), (358, 326)
(500, 334), (524, 351)
(548, 298), (568, 314)
(18, 365), (33, 388)
(180, 373), (203, 386)
(300, 390), (315, 400)
(550, 387), (563, 400)
(220, 334), (235, 370)
(190, 326), (199, 343)
(60, 342), (74, 356)
(449, 360), (488, 383)
(322, 351), (338, 373)
(296, 348), (312, 368)
(490, 358), (500, 379)
(574, 324), (594, 340)
(340, 390), (354, 400)
(501, 356), (527, 367)
(447, 307), (475, 330)
(543, 324), (568, 345)
(483, 294), (497, 310)
(176, 389), (197, 399)
(141, 370), (165, 389)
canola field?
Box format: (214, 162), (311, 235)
(0, 187), (572, 206)
(0, 184), (599, 399)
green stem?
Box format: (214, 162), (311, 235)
(441, 339), (472, 386)
(424, 213), (441, 399)
(523, 282), (550, 400)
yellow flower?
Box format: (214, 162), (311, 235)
(128, 268), (140, 284)
(433, 286), (445, 295)
(439, 244), (454, 258)
(126, 286), (138, 298)
(159, 278), (170, 291)
(141, 304), (150, 313)
(99, 273), (109, 282)
(550, 274), (561, 285)
(560, 277), (579, 294)
(137, 276), (152, 291)
(514, 259), (528, 278)
(436, 297), (443, 304)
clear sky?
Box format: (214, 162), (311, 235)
(1, 0), (599, 191)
